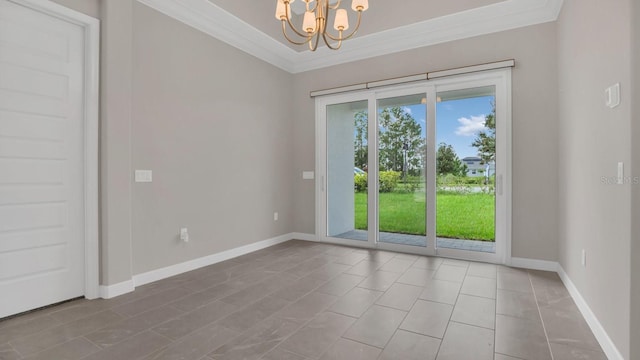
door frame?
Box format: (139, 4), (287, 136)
(12, 0), (101, 299)
(316, 69), (511, 264)
(316, 91), (377, 249)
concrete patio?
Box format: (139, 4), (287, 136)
(335, 230), (496, 253)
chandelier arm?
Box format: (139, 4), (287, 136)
(308, 0), (319, 12)
(322, 30), (342, 50)
(309, 28), (322, 51)
(325, 10), (362, 41)
(281, 21), (313, 45)
(328, 0), (342, 10)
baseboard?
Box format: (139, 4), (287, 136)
(99, 280), (135, 299)
(510, 257), (559, 271)
(290, 232), (317, 242)
(557, 265), (624, 360)
(132, 232), (293, 287)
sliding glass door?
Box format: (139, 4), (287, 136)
(317, 70), (510, 262)
(376, 93), (427, 248)
(325, 100), (370, 243)
(435, 86), (497, 256)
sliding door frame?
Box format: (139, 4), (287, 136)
(316, 69), (511, 264)
(316, 91), (377, 249)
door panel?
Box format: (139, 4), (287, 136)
(0, 0), (86, 318)
(326, 100), (369, 242)
(435, 86), (497, 254)
(376, 94), (427, 248)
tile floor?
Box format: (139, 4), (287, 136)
(0, 240), (606, 360)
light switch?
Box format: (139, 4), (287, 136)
(135, 170), (153, 183)
(617, 162), (624, 185)
(303, 171), (315, 180)
(605, 83), (620, 108)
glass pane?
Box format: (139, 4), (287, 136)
(327, 100), (368, 241)
(377, 94), (427, 247)
(435, 86), (496, 253)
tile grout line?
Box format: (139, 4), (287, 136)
(527, 270), (555, 360)
(493, 271), (498, 359)
(433, 262), (469, 360)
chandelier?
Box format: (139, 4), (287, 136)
(275, 0), (369, 51)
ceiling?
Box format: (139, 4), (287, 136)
(137, 0), (564, 73)
(208, 0), (507, 52)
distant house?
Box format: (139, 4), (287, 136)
(462, 156), (495, 177)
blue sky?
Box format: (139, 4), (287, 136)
(404, 95), (494, 159)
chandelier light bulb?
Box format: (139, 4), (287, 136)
(334, 9), (349, 31)
(302, 11), (317, 34)
(351, 0), (369, 12)
(274, 0), (288, 20)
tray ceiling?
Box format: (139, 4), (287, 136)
(137, 0), (564, 73)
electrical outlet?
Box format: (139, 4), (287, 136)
(581, 249), (586, 267)
(274, 212), (279, 221)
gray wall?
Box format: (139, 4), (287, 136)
(630, 0), (639, 358)
(557, 0), (632, 357)
(292, 23), (560, 262)
(99, 0), (135, 285)
(49, 0), (294, 282)
(50, 0), (99, 18)
(130, 3), (294, 275)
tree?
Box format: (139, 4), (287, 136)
(354, 110), (368, 169)
(378, 107), (424, 175)
(436, 143), (467, 176)
(472, 103), (496, 164)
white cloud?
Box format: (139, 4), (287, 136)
(402, 106), (412, 115)
(455, 115), (486, 136)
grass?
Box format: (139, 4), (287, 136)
(354, 191), (495, 241)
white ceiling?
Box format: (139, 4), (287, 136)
(207, 0), (507, 52)
(137, 0), (564, 74)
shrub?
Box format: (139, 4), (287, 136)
(379, 171), (400, 192)
(401, 176), (423, 193)
(354, 173), (368, 192)
(462, 176), (485, 185)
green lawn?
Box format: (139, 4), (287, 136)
(354, 191), (495, 241)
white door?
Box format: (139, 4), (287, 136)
(0, 0), (86, 318)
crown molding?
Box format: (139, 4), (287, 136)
(137, 0), (564, 74)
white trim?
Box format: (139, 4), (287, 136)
(310, 83), (368, 97)
(557, 266), (625, 360)
(367, 74), (428, 89)
(135, 0), (562, 74)
(99, 280), (135, 299)
(290, 232), (317, 242)
(503, 71), (513, 266)
(132, 233), (293, 287)
(510, 257), (559, 272)
(427, 60), (515, 79)
(13, 0), (101, 300)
